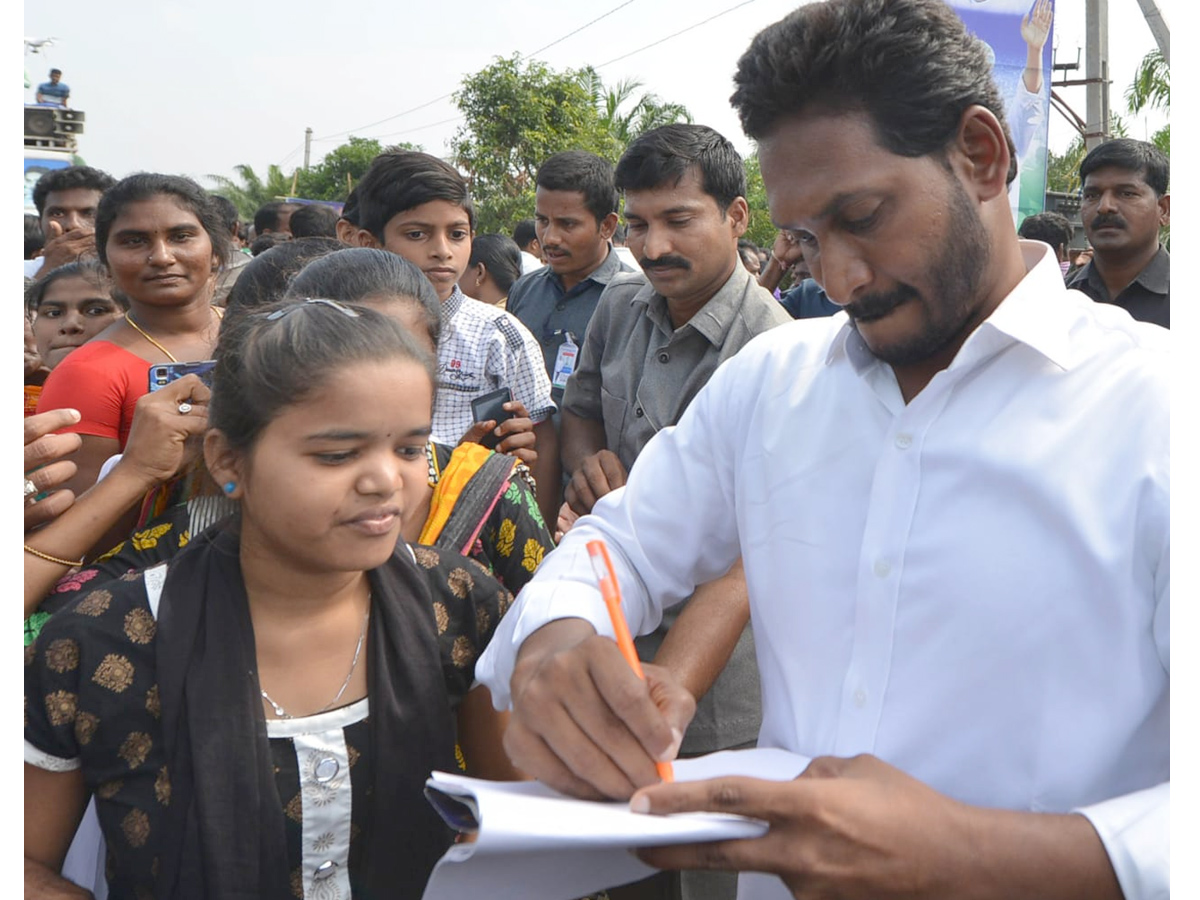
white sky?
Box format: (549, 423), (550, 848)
(22, 0), (1171, 187)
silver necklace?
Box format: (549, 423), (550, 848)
(260, 602), (370, 720)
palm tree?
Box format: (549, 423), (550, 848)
(1125, 49), (1169, 115)
(207, 163), (295, 220)
(579, 70), (692, 147)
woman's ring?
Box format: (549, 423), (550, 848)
(178, 402), (193, 416)
(24, 478), (38, 502)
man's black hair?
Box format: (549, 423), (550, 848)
(356, 150), (475, 242)
(512, 219), (538, 250)
(340, 187), (360, 227)
(288, 203), (340, 239)
(50, 68), (62, 76)
(730, 0), (1018, 185)
(32, 166), (116, 217)
(1079, 138), (1169, 197)
(25, 214), (44, 260)
(614, 124), (746, 213)
(1017, 212), (1072, 250)
(254, 201), (296, 235)
(210, 194), (240, 235)
(536, 151), (619, 224)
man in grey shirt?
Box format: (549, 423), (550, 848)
(558, 123), (790, 900)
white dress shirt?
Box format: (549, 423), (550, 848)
(477, 243), (1169, 900)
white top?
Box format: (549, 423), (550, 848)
(477, 242), (1169, 900)
(433, 285), (557, 445)
(520, 251), (545, 275)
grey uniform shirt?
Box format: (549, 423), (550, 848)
(506, 247), (633, 403)
(562, 262), (791, 753)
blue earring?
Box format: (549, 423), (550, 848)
(222, 481), (237, 495)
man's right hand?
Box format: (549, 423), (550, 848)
(504, 619), (695, 801)
(35, 221), (97, 276)
(563, 449), (628, 517)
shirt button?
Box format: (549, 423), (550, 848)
(555, 302), (567, 311)
(314, 860), (339, 881)
(657, 351), (670, 363)
(315, 757), (340, 783)
(635, 407), (644, 417)
(853, 689), (867, 708)
(873, 559), (890, 578)
(894, 433), (912, 449)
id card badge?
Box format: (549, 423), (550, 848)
(551, 332), (578, 390)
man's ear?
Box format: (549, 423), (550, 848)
(599, 212), (619, 242)
(204, 430), (245, 500)
(726, 196), (750, 239)
(356, 229), (382, 249)
(1158, 193), (1170, 229)
(952, 105), (1011, 203)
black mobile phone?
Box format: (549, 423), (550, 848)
(148, 360), (217, 393)
(470, 387), (515, 450)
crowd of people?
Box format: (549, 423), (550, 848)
(23, 0), (1168, 898)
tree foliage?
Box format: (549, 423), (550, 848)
(741, 153), (778, 249)
(294, 137), (418, 202)
(1126, 49), (1169, 115)
(207, 163), (294, 220)
(452, 55), (691, 234)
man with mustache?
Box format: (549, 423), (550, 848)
(1067, 138), (1170, 328)
(477, 1), (1168, 899)
(557, 122), (790, 900)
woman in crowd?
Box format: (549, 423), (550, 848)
(30, 249), (552, 636)
(25, 298), (520, 899)
(286, 247), (555, 592)
(24, 261), (127, 416)
(36, 173), (228, 499)
(459, 233), (524, 309)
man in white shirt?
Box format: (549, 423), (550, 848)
(475, 1), (1168, 898)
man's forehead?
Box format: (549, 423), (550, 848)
(1083, 165), (1153, 190)
(623, 170), (714, 215)
(45, 188), (103, 209)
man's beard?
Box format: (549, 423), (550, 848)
(846, 177), (991, 368)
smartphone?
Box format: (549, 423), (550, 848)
(148, 360), (217, 393)
(470, 387), (515, 450)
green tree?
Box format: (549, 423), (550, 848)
(207, 163), (295, 220)
(294, 137), (421, 202)
(582, 70), (692, 145)
(1125, 49), (1169, 115)
(741, 153), (777, 249)
(452, 55), (623, 234)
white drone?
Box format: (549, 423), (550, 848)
(24, 36), (57, 53)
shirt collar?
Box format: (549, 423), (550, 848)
(1066, 244), (1170, 298)
(543, 246), (625, 293)
(826, 240), (1077, 373)
(441, 284), (465, 320)
(634, 263), (756, 346)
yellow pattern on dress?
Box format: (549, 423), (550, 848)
(131, 523), (173, 551)
(521, 539), (544, 573)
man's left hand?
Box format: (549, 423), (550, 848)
(634, 755), (974, 899)
(633, 753), (1122, 900)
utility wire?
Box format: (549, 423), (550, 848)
(312, 0), (639, 143)
(527, 0), (637, 56)
(596, 0), (759, 69)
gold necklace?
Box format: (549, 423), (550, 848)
(124, 307), (222, 363)
(124, 313), (179, 362)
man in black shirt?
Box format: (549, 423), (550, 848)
(1067, 139), (1169, 328)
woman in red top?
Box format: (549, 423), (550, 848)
(37, 173), (229, 497)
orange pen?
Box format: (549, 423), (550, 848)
(586, 539), (675, 783)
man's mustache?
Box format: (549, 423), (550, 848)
(1091, 214), (1126, 230)
(843, 285), (919, 321)
(641, 255), (691, 271)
